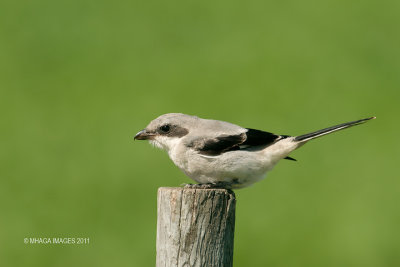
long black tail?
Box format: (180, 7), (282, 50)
(294, 117), (376, 142)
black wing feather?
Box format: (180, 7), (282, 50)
(243, 128), (281, 146)
(198, 134), (245, 156)
(194, 128), (292, 156)
(284, 156), (297, 161)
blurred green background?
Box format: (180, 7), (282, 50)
(1, 0), (399, 266)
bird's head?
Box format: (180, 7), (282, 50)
(134, 113), (196, 151)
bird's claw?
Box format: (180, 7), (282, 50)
(182, 182), (231, 189)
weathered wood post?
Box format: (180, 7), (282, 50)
(156, 187), (236, 267)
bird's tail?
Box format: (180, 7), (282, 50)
(294, 117), (376, 142)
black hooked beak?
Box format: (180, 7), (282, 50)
(134, 129), (154, 140)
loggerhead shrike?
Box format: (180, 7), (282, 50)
(134, 113), (375, 189)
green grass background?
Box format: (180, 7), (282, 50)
(1, 0), (399, 266)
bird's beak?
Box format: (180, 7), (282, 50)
(134, 129), (154, 140)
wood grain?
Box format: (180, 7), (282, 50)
(156, 187), (236, 267)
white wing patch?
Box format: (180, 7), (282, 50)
(199, 154), (220, 159)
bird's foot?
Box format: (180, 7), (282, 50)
(182, 182), (232, 189)
(182, 183), (215, 189)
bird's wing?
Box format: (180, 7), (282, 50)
(187, 128), (289, 156)
(242, 128), (283, 147)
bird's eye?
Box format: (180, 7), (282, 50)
(160, 124), (170, 133)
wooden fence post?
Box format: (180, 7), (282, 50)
(156, 187), (236, 267)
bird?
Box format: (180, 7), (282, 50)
(134, 113), (375, 189)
